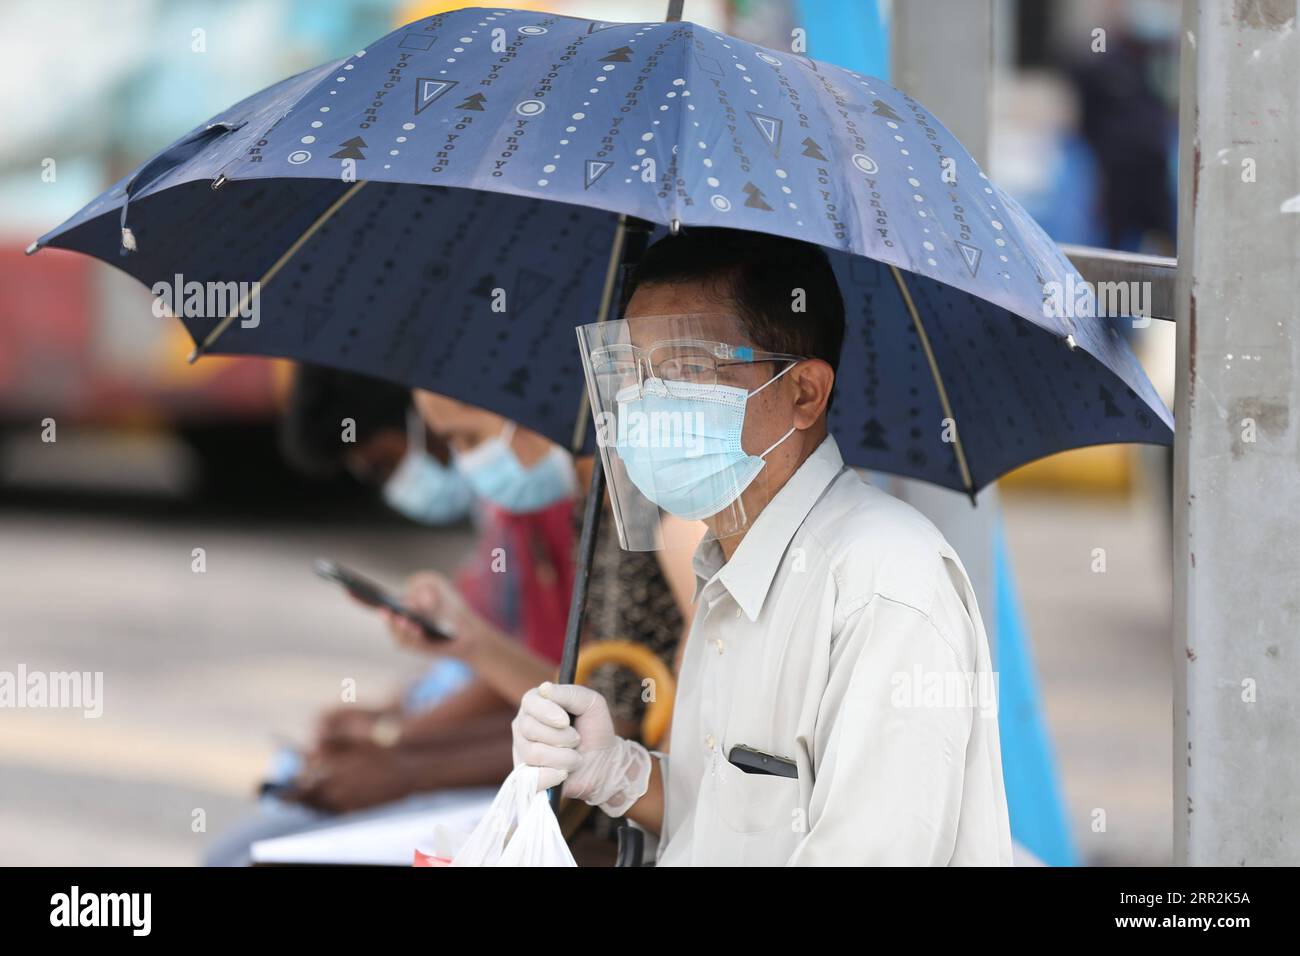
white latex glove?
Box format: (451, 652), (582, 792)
(511, 682), (652, 817)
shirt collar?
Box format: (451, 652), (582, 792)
(691, 434), (846, 621)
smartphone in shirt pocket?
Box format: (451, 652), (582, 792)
(714, 743), (802, 834)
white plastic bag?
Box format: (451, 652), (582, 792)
(447, 765), (577, 867)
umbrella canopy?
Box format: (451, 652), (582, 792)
(33, 6), (1171, 494)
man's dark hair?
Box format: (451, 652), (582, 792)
(279, 364), (410, 477)
(627, 227), (845, 379)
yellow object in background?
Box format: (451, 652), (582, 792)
(575, 640), (676, 748)
(397, 0), (547, 23)
(155, 321), (241, 387)
(1000, 444), (1135, 494)
(156, 320), (295, 412)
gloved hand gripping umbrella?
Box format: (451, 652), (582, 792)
(30, 2), (1171, 735)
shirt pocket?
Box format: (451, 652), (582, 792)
(713, 750), (802, 835)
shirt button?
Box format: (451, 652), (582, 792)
(714, 638), (725, 655)
(705, 734), (715, 751)
(734, 607), (742, 619)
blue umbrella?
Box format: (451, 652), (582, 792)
(30, 5), (1171, 496)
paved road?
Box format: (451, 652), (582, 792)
(1002, 484), (1173, 865)
(0, 482), (474, 866)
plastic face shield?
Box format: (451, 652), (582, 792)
(576, 313), (803, 553)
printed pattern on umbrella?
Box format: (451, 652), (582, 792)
(34, 6), (1171, 494)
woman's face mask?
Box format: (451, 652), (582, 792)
(454, 422), (576, 514)
(382, 413), (475, 525)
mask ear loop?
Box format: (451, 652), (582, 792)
(745, 358), (799, 398)
(497, 419), (517, 451)
(747, 360), (800, 459)
(759, 426), (797, 459)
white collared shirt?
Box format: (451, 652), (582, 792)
(656, 435), (1013, 866)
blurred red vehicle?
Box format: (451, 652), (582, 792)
(0, 243), (290, 487)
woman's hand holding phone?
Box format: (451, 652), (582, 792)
(384, 571), (483, 660)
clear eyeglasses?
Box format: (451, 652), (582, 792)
(589, 338), (804, 396)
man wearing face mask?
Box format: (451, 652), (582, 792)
(511, 228), (1013, 866)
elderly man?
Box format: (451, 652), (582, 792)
(512, 227), (1012, 866)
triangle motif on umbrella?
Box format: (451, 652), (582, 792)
(415, 78), (458, 114)
(748, 112), (783, 155)
(514, 268), (553, 310)
(584, 159), (612, 189)
(956, 241), (982, 277)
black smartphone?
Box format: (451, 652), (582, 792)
(727, 744), (799, 778)
(313, 559), (448, 641)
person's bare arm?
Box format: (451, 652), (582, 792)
(296, 722), (515, 812)
(383, 571), (556, 706)
(397, 722), (516, 792)
(624, 755), (665, 834)
(397, 677), (514, 744)
(457, 618), (557, 703)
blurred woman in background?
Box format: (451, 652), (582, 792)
(206, 367), (697, 865)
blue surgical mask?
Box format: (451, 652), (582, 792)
(454, 422), (575, 514)
(383, 415), (475, 525)
(613, 366), (796, 521)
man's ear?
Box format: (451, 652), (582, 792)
(791, 359), (834, 429)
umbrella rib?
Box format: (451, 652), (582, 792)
(888, 264), (975, 497)
(187, 180), (370, 363)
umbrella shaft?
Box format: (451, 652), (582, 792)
(557, 456), (606, 689)
(550, 455), (606, 814)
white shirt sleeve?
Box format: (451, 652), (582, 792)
(786, 595), (975, 866)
